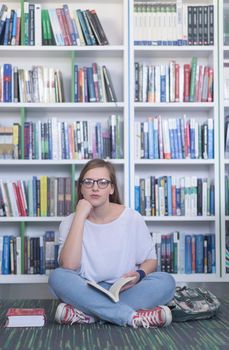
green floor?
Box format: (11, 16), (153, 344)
(0, 299), (229, 350)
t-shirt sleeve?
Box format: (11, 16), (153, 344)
(134, 212), (156, 264)
(58, 214), (74, 263)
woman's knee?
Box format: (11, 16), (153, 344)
(164, 273), (176, 294)
(154, 272), (176, 302)
(148, 272), (176, 295)
(48, 267), (67, 290)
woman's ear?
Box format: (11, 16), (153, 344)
(110, 187), (114, 195)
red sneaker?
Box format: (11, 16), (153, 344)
(55, 303), (95, 325)
(132, 305), (172, 328)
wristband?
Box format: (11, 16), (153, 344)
(136, 269), (146, 282)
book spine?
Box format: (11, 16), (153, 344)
(2, 236), (10, 274)
(63, 4), (77, 45)
(76, 9), (92, 45)
(208, 5), (214, 45)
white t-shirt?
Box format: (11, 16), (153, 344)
(58, 207), (156, 283)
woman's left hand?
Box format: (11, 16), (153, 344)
(120, 271), (140, 291)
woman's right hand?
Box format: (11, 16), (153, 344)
(76, 199), (93, 220)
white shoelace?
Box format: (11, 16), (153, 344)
(133, 310), (162, 328)
(66, 307), (88, 325)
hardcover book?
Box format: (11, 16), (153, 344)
(5, 308), (46, 327)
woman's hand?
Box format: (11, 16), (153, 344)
(120, 271), (141, 291)
(76, 199), (93, 220)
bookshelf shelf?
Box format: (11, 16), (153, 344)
(173, 274), (220, 283)
(0, 159), (125, 166)
(134, 46), (215, 52)
(1, 47), (125, 60)
(0, 274), (221, 285)
(135, 160), (216, 165)
(134, 46), (215, 59)
(0, 275), (49, 284)
(0, 102), (125, 111)
(134, 102), (214, 111)
(0, 217), (65, 222)
(223, 101), (229, 108)
(0, 45), (125, 52)
(143, 216), (216, 222)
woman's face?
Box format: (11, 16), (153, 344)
(80, 167), (114, 207)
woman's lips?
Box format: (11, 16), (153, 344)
(90, 195), (100, 199)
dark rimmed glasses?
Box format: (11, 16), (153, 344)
(80, 178), (112, 189)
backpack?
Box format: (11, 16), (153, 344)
(169, 286), (221, 322)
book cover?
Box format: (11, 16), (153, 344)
(87, 276), (135, 303)
(89, 9), (109, 45)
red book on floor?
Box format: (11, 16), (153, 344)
(5, 308), (46, 327)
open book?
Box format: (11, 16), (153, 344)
(87, 276), (135, 302)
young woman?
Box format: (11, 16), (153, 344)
(49, 159), (176, 328)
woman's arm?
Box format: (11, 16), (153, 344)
(59, 199), (92, 270)
(120, 259), (157, 291)
(139, 258), (157, 274)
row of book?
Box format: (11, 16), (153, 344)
(0, 231), (59, 275)
(0, 177), (73, 217)
(73, 64), (117, 103)
(0, 231), (217, 276)
(134, 2), (214, 46)
(151, 232), (216, 274)
(135, 176), (215, 217)
(135, 116), (214, 160)
(0, 3), (108, 46)
(0, 63), (117, 103)
(0, 115), (123, 160)
(135, 59), (213, 103)
(1, 64), (64, 103)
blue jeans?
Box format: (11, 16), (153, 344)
(48, 268), (176, 326)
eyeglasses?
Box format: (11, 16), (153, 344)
(80, 178), (112, 189)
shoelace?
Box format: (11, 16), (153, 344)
(133, 315), (150, 328)
(65, 307), (88, 325)
(133, 310), (163, 328)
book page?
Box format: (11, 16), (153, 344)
(87, 280), (118, 302)
(87, 276), (135, 302)
(109, 276), (135, 301)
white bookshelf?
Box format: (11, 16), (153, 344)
(129, 0), (220, 281)
(0, 0), (129, 284)
(0, 0), (225, 286)
(219, 0), (229, 280)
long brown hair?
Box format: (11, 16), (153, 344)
(76, 159), (122, 204)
